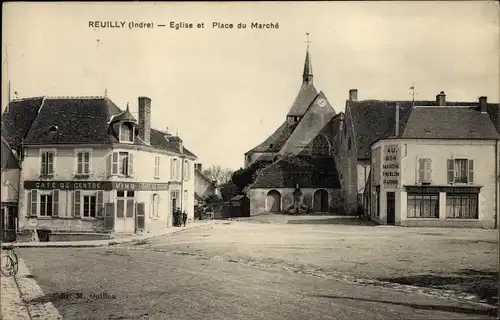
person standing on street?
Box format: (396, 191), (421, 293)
(182, 211), (188, 227)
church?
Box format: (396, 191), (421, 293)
(244, 46), (343, 215)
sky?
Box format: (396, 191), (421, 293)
(3, 1), (499, 171)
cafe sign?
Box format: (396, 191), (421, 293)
(382, 144), (400, 188)
(24, 180), (170, 191)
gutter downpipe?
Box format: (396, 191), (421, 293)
(496, 139), (499, 320)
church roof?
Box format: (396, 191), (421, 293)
(251, 156), (340, 189)
(286, 83), (318, 117)
(244, 121), (297, 154)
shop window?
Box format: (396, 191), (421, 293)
(83, 195), (97, 218)
(407, 193), (439, 218)
(446, 193), (478, 219)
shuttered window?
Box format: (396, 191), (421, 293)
(76, 151), (91, 174)
(40, 151), (55, 175)
(447, 158), (474, 184)
(73, 190), (81, 217)
(52, 190), (59, 217)
(30, 190), (38, 216)
(154, 157), (160, 178)
(417, 158), (432, 184)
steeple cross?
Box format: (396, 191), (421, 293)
(305, 32), (311, 49)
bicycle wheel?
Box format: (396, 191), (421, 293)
(10, 251), (18, 266)
(1, 255), (17, 277)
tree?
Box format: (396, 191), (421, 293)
(231, 161), (270, 192)
(203, 165), (234, 185)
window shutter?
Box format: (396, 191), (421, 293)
(48, 152), (54, 174)
(468, 159), (474, 184)
(128, 153), (134, 176)
(31, 190), (38, 216)
(106, 153), (112, 177)
(77, 152), (83, 174)
(41, 153), (46, 175)
(424, 159), (432, 183)
(418, 159), (425, 183)
(171, 159), (174, 179)
(27, 191), (32, 216)
(112, 152), (118, 175)
(52, 189), (59, 217)
(84, 152), (90, 174)
(73, 190), (81, 217)
(126, 199), (134, 217)
(96, 190), (104, 218)
(447, 159), (454, 184)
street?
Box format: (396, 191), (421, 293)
(14, 222), (498, 320)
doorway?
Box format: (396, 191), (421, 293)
(386, 192), (396, 225)
(266, 190), (281, 212)
(313, 189), (329, 212)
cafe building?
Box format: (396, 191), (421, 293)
(2, 95), (197, 238)
(365, 94), (499, 228)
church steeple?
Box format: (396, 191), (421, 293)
(302, 33), (313, 85)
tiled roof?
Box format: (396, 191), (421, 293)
(2, 96), (196, 158)
(1, 97), (45, 151)
(400, 106), (500, 140)
(348, 99), (500, 159)
(194, 168), (215, 185)
(286, 83), (318, 117)
(1, 136), (20, 169)
(251, 156), (340, 189)
(245, 121), (297, 154)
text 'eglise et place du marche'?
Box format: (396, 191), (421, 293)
(88, 20), (280, 30)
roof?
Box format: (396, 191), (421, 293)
(347, 99), (500, 159)
(400, 106), (500, 140)
(1, 136), (20, 169)
(245, 121), (297, 154)
(286, 83), (318, 117)
(2, 96), (196, 158)
(194, 168), (216, 186)
(251, 156), (341, 189)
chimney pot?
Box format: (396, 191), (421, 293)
(138, 96), (152, 144)
(479, 96), (487, 113)
(436, 91), (446, 106)
(349, 89), (358, 102)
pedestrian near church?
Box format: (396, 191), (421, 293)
(182, 211), (188, 227)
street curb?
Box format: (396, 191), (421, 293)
(1, 221), (216, 249)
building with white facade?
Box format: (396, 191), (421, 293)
(363, 93), (499, 228)
(2, 95), (197, 239)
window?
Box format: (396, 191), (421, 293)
(447, 158), (474, 184)
(120, 123), (134, 142)
(407, 193), (439, 218)
(417, 158), (432, 184)
(183, 160), (190, 180)
(117, 190), (135, 218)
(110, 151), (134, 176)
(152, 194), (160, 217)
(40, 151), (55, 176)
(154, 156), (160, 178)
(76, 150), (91, 174)
(171, 158), (180, 180)
(40, 194), (53, 216)
(446, 193), (478, 219)
(83, 195), (97, 218)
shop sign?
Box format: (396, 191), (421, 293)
(24, 180), (170, 191)
(382, 145), (400, 188)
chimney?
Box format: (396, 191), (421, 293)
(395, 103), (400, 137)
(436, 91), (446, 106)
(349, 89), (358, 102)
(138, 96), (151, 144)
(479, 96), (487, 113)
(195, 163), (203, 172)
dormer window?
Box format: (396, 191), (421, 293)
(119, 123), (134, 143)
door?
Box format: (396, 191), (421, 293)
(266, 190), (281, 212)
(135, 202), (145, 232)
(171, 197), (177, 226)
(104, 203), (115, 232)
(386, 192), (396, 225)
(313, 189), (329, 212)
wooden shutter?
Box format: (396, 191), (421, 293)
(126, 199), (134, 217)
(418, 159), (425, 183)
(52, 189), (59, 217)
(96, 190), (104, 218)
(424, 159), (432, 183)
(40, 153), (46, 175)
(104, 203), (115, 231)
(31, 190), (38, 216)
(73, 190), (81, 217)
(77, 152), (83, 174)
(128, 153), (134, 176)
(106, 153), (112, 176)
(468, 159), (474, 184)
(26, 191), (32, 216)
(48, 152), (54, 174)
(447, 159), (454, 184)
(112, 152), (118, 175)
(84, 152), (90, 174)
(170, 159), (174, 178)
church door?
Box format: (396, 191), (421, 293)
(313, 189), (329, 212)
(266, 190), (281, 213)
